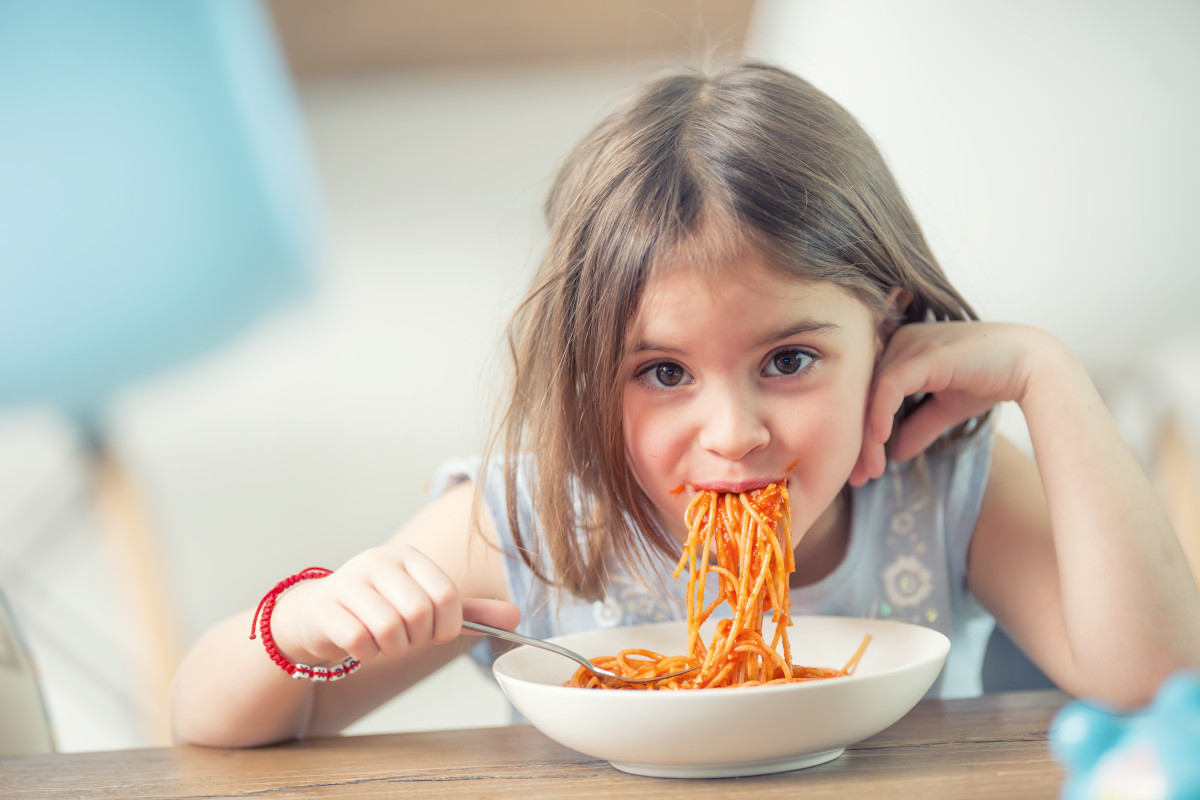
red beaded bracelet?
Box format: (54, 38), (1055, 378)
(249, 567), (361, 682)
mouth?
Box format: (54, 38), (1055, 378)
(688, 477), (784, 494)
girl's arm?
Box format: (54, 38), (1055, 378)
(854, 322), (1200, 708)
(169, 480), (518, 747)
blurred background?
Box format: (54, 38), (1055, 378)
(1, 0), (1197, 753)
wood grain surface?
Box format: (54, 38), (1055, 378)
(1, 690), (1068, 799)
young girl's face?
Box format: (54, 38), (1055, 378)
(621, 251), (882, 542)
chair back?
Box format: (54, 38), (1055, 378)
(0, 0), (318, 430)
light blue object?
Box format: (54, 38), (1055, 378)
(1050, 671), (1200, 800)
(0, 0), (318, 432)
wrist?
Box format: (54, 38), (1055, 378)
(264, 583), (318, 665)
(1013, 327), (1079, 407)
(250, 568), (360, 683)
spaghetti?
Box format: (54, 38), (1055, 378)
(565, 482), (870, 689)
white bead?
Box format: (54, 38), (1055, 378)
(310, 665), (331, 683)
(291, 664), (312, 680)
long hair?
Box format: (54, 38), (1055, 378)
(483, 60), (980, 602)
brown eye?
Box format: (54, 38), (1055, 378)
(764, 349), (815, 377)
(655, 363), (686, 386)
(636, 360), (692, 389)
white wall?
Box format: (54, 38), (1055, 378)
(745, 1), (1200, 381)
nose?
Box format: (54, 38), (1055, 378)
(696, 383), (770, 461)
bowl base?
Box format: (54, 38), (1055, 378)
(608, 746), (845, 778)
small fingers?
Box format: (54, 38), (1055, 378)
(280, 545), (482, 666)
(340, 546), (465, 652)
(397, 554), (463, 645)
(849, 427), (887, 487)
(855, 369), (908, 485)
(296, 552), (463, 661)
(309, 600), (382, 664)
(341, 582), (419, 656)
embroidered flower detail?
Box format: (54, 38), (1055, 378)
(890, 510), (915, 535)
(881, 555), (934, 609)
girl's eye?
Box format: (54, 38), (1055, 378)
(763, 348), (815, 377)
(636, 361), (692, 389)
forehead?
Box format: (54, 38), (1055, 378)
(628, 255), (877, 349)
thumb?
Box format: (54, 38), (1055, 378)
(461, 597), (521, 632)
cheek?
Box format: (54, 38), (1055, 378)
(783, 378), (871, 474)
(625, 411), (689, 469)
(622, 397), (670, 481)
(790, 405), (862, 465)
(622, 396), (695, 528)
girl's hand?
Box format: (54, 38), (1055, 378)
(267, 543), (520, 668)
(850, 321), (1054, 486)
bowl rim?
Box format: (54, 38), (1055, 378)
(491, 614), (950, 697)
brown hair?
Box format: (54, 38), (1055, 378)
(483, 60), (980, 602)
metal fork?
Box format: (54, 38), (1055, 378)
(462, 621), (698, 684)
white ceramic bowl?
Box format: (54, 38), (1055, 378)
(491, 615), (949, 778)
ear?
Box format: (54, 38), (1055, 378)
(885, 287), (912, 317)
(875, 288), (912, 360)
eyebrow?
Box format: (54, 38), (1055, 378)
(629, 320), (840, 354)
(754, 320), (839, 348)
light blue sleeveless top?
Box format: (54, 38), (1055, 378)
(430, 426), (996, 701)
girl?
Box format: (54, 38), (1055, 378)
(171, 61), (1200, 747)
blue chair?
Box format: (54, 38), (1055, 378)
(0, 0), (318, 432)
(0, 0), (320, 748)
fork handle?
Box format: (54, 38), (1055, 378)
(461, 621), (590, 669)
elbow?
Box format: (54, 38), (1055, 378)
(169, 678), (303, 749)
(171, 712), (299, 749)
(1061, 649), (1200, 712)
(170, 703), (244, 749)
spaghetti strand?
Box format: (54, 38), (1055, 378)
(565, 481), (871, 689)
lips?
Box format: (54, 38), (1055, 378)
(689, 477), (782, 494)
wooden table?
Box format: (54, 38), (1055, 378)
(1, 690), (1069, 799)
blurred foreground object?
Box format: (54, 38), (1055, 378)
(0, 0), (318, 748)
(1051, 671), (1200, 800)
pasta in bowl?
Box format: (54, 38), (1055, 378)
(491, 615), (950, 778)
